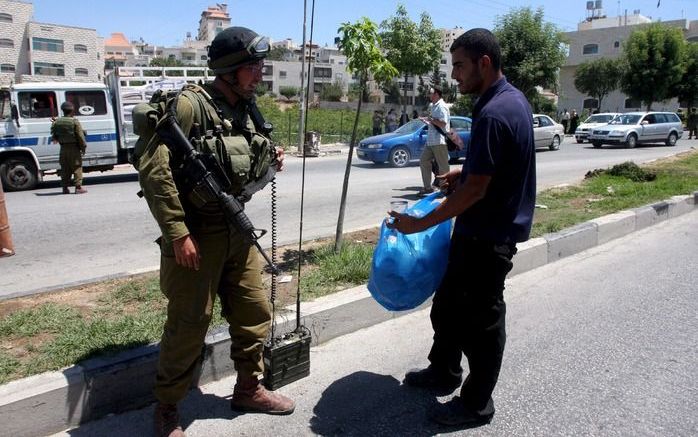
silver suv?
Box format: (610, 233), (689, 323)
(588, 112), (683, 149)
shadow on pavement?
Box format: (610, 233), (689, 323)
(310, 370), (442, 436)
(36, 172), (139, 192)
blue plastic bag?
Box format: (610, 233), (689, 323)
(367, 192), (451, 311)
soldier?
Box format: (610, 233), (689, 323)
(51, 101), (87, 194)
(137, 27), (293, 437)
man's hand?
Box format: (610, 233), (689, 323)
(437, 168), (462, 193)
(173, 234), (200, 270)
(275, 147), (285, 172)
(385, 211), (424, 234)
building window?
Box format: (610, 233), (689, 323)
(34, 62), (65, 76)
(440, 58), (447, 65)
(583, 98), (599, 109)
(0, 39), (14, 48)
(398, 81), (414, 91)
(74, 44), (88, 53)
(200, 55), (207, 60)
(279, 70), (287, 78)
(18, 91), (58, 118)
(0, 13), (12, 23)
(624, 98), (641, 109)
(32, 37), (64, 53)
(582, 44), (599, 55)
(0, 64), (15, 73)
(168, 54), (176, 60)
(335, 73), (343, 80)
(66, 90), (107, 116)
(314, 67), (332, 78)
(74, 67), (89, 76)
(613, 41), (620, 48)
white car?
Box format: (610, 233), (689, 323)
(574, 113), (621, 143)
(588, 112), (684, 149)
(533, 114), (565, 151)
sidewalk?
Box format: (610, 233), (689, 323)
(50, 209), (698, 436)
(1, 192), (696, 436)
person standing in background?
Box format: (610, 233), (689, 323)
(51, 101), (87, 194)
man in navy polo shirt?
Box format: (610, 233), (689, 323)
(388, 28), (535, 427)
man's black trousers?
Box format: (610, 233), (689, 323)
(428, 234), (515, 415)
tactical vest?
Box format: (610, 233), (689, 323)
(133, 84), (274, 198)
(51, 117), (79, 145)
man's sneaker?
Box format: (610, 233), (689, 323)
(153, 402), (185, 437)
(62, 187), (70, 194)
(231, 376), (295, 415)
(429, 396), (493, 428)
(403, 366), (462, 393)
(74, 186), (87, 194)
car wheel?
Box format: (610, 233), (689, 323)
(549, 135), (561, 151)
(665, 132), (677, 147)
(0, 156), (38, 191)
(625, 133), (637, 149)
(576, 138), (584, 144)
(389, 146), (410, 168)
(592, 141), (603, 148)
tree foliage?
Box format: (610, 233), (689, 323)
(493, 7), (567, 101)
(319, 80), (345, 102)
(335, 18), (398, 252)
(279, 86), (299, 100)
(267, 46), (292, 61)
(620, 23), (686, 111)
(380, 4), (441, 111)
(149, 57), (186, 67)
(574, 58), (621, 110)
(674, 42), (698, 108)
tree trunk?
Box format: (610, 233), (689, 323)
(334, 82), (364, 253)
(402, 73), (409, 115)
(646, 102), (653, 111)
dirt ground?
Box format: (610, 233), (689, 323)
(0, 227), (380, 318)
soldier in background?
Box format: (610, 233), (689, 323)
(51, 102), (87, 194)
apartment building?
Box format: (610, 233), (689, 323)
(559, 8), (698, 113)
(0, 0), (104, 85)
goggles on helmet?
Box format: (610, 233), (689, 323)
(246, 36), (270, 57)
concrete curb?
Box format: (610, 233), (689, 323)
(1, 191), (697, 436)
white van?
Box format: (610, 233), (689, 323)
(0, 82), (123, 191)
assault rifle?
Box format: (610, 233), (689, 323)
(155, 109), (279, 275)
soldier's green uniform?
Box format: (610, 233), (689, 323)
(51, 111), (86, 190)
(138, 84), (274, 404)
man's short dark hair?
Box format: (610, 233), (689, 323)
(450, 28), (501, 71)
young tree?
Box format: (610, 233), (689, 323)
(494, 7), (567, 102)
(319, 80), (345, 102)
(380, 4), (441, 115)
(268, 46), (292, 61)
(620, 23), (686, 111)
(334, 18), (398, 253)
(279, 86), (299, 101)
(674, 42), (698, 109)
(574, 58), (621, 110)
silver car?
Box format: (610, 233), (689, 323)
(533, 114), (564, 151)
(588, 112), (683, 149)
(574, 113), (620, 143)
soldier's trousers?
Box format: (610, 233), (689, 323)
(59, 146), (83, 188)
(153, 225), (271, 404)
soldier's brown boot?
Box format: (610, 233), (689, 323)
(62, 187), (70, 194)
(74, 186), (87, 194)
(153, 402), (185, 437)
(231, 375), (295, 415)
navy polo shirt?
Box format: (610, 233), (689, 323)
(454, 77), (536, 243)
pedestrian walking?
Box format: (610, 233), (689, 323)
(560, 109), (570, 134)
(418, 87), (450, 196)
(385, 109), (398, 132)
(569, 109), (579, 135)
(687, 107), (697, 139)
(51, 101), (87, 194)
(388, 27), (536, 429)
(137, 26), (295, 437)
(372, 110), (383, 136)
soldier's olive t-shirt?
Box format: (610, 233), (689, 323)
(454, 77), (536, 243)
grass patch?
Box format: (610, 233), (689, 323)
(0, 151), (696, 384)
(301, 242), (374, 298)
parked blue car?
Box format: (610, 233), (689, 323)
(356, 116), (472, 167)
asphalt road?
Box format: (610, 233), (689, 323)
(51, 209), (698, 437)
(1, 138), (696, 298)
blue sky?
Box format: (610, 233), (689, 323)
(31, 0), (695, 47)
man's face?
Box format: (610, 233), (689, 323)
(233, 59), (264, 98)
(451, 47), (483, 95)
(429, 89), (439, 103)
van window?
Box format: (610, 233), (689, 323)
(65, 90), (107, 116)
(18, 91), (58, 118)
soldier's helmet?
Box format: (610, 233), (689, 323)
(60, 101), (74, 112)
(208, 27), (270, 74)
